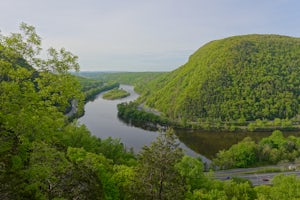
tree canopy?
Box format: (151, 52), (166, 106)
(3, 24), (300, 199)
(0, 23), (133, 199)
(142, 34), (300, 122)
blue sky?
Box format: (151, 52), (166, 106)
(1, 0), (300, 71)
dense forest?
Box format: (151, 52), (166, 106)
(138, 34), (300, 129)
(2, 24), (300, 199)
(76, 71), (166, 94)
(0, 23), (135, 199)
(76, 76), (119, 102)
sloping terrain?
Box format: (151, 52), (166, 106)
(143, 34), (300, 121)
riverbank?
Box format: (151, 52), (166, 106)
(66, 82), (120, 120)
(128, 97), (300, 132)
(118, 102), (300, 132)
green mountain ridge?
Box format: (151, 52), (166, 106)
(142, 34), (300, 122)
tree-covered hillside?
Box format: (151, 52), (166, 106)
(143, 34), (300, 122)
(76, 76), (119, 102)
(76, 71), (166, 94)
(4, 24), (300, 200)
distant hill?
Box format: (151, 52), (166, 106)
(75, 71), (167, 94)
(142, 34), (300, 122)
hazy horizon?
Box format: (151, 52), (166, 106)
(1, 0), (300, 71)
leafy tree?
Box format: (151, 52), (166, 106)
(188, 189), (227, 200)
(1, 22), (41, 66)
(213, 130), (300, 168)
(260, 130), (286, 149)
(176, 155), (206, 191)
(254, 185), (272, 200)
(188, 178), (257, 200)
(131, 129), (185, 200)
(0, 23), (86, 199)
(256, 174), (300, 200)
(111, 165), (135, 200)
(62, 122), (136, 165)
(257, 130), (300, 164)
(213, 137), (258, 169)
(223, 180), (257, 200)
(67, 147), (114, 199)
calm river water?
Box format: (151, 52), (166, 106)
(79, 85), (300, 161)
(78, 85), (203, 159)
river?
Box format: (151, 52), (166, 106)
(79, 85), (300, 161)
(78, 85), (203, 159)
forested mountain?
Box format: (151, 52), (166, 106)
(142, 34), (300, 122)
(4, 24), (300, 199)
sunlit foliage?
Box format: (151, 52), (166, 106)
(142, 35), (300, 123)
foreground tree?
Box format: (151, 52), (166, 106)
(212, 137), (258, 169)
(255, 174), (300, 200)
(176, 155), (206, 191)
(0, 23), (85, 199)
(131, 129), (185, 200)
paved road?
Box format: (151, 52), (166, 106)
(66, 99), (78, 117)
(212, 165), (300, 186)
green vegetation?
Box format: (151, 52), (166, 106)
(0, 23), (134, 199)
(139, 34), (300, 130)
(255, 175), (300, 199)
(212, 130), (300, 169)
(76, 71), (166, 94)
(3, 24), (300, 199)
(102, 88), (130, 100)
(117, 102), (170, 127)
(131, 130), (186, 199)
(77, 76), (119, 102)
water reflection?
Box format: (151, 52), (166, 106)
(78, 85), (202, 160)
(79, 84), (300, 162)
(175, 129), (300, 159)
